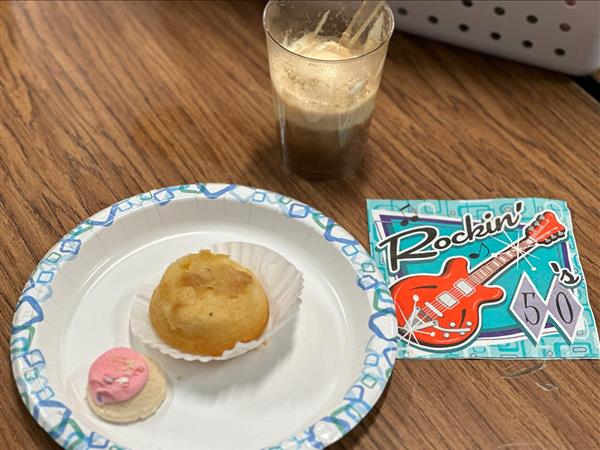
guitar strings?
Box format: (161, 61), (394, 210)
(415, 238), (535, 322)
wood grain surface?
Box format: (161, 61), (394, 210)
(2, 1), (599, 449)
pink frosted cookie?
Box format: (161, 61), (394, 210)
(87, 347), (167, 423)
(89, 347), (149, 405)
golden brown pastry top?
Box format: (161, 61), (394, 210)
(149, 250), (270, 356)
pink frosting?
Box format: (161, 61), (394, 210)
(88, 347), (149, 405)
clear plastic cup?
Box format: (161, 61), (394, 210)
(263, 0), (394, 180)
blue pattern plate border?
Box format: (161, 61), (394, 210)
(11, 183), (397, 449)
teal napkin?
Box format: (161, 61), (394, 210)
(367, 198), (599, 359)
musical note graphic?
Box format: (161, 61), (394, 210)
(468, 242), (490, 259)
(399, 203), (418, 226)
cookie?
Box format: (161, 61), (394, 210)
(87, 348), (167, 423)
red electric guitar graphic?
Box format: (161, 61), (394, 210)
(392, 211), (567, 350)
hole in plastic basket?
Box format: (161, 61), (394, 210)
(397, 7), (408, 16)
(522, 40), (533, 49)
(559, 23), (571, 32)
(494, 7), (505, 15)
(428, 16), (438, 24)
(555, 48), (566, 56)
(490, 32), (501, 41)
(459, 24), (469, 32)
(462, 0), (473, 7)
(526, 15), (538, 24)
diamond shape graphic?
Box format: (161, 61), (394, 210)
(546, 277), (583, 343)
(510, 273), (548, 343)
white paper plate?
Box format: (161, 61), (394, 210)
(11, 183), (397, 450)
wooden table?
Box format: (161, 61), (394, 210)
(2, 2), (599, 449)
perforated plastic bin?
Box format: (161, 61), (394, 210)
(390, 0), (600, 75)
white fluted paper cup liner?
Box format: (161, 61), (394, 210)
(130, 242), (303, 362)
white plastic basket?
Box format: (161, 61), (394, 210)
(390, 0), (600, 75)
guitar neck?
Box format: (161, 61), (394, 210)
(469, 237), (538, 285)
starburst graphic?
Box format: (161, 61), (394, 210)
(491, 230), (539, 271)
